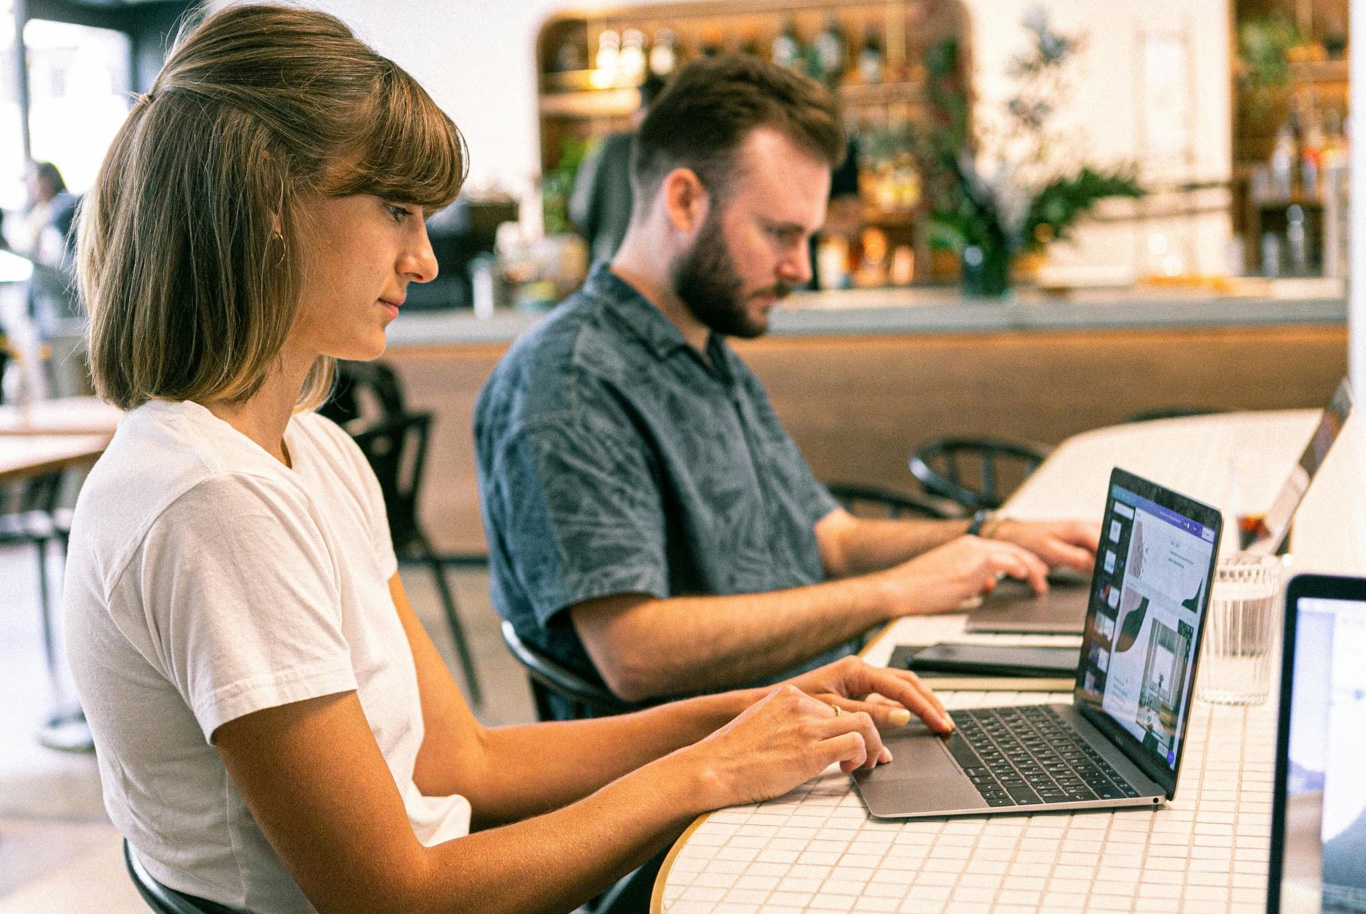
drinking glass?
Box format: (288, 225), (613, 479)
(1197, 553), (1281, 705)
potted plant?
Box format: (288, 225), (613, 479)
(923, 9), (1145, 298)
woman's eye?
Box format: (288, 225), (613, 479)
(386, 204), (412, 222)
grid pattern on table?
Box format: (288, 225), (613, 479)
(661, 692), (1275, 914)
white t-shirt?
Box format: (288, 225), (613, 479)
(64, 400), (471, 914)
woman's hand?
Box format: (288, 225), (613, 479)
(781, 655), (953, 734)
(678, 684), (890, 809)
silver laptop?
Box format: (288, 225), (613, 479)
(966, 378), (1352, 636)
(1268, 574), (1366, 914)
(855, 468), (1222, 819)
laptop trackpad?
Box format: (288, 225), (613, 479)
(860, 724), (962, 782)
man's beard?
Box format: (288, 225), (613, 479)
(668, 210), (791, 339)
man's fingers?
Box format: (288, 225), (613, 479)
(1049, 541), (1097, 572)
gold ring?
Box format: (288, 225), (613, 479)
(831, 704), (842, 717)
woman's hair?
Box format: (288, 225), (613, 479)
(80, 4), (466, 410)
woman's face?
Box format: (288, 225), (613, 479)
(287, 192), (437, 365)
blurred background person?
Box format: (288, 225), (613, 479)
(569, 74), (666, 267)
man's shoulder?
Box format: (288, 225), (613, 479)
(477, 283), (640, 431)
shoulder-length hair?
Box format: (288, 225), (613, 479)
(79, 3), (466, 411)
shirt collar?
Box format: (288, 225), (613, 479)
(587, 264), (711, 365)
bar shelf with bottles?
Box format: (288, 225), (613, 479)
(536, 0), (970, 287)
(1231, 0), (1349, 278)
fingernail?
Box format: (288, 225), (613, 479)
(889, 709), (912, 727)
(939, 712), (955, 731)
(881, 747), (894, 763)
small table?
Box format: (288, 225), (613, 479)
(654, 409), (1363, 914)
(0, 396), (122, 437)
(0, 433), (110, 485)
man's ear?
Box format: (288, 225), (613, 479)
(660, 168), (709, 236)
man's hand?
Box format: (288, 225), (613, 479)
(875, 534), (1050, 615)
(990, 519), (1100, 574)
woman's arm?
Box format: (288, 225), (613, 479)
(214, 668), (888, 914)
(212, 576), (948, 914)
(393, 577), (948, 827)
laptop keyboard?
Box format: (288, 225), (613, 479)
(946, 705), (1144, 807)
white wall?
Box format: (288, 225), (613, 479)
(301, 0), (1230, 272)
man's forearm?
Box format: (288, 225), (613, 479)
(572, 575), (897, 701)
(819, 514), (971, 578)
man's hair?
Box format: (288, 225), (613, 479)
(79, 3), (466, 411)
(630, 55), (844, 213)
(32, 161), (65, 195)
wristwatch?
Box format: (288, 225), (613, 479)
(966, 509), (994, 537)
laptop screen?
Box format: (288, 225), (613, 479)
(1073, 468), (1221, 792)
(1270, 575), (1366, 914)
(1246, 378), (1353, 554)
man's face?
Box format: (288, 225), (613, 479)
(669, 127), (831, 339)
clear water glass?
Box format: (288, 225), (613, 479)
(1197, 552), (1281, 706)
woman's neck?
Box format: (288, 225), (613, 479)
(203, 361), (311, 467)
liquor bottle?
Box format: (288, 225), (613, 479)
(858, 24), (884, 85)
(593, 29), (621, 88)
(813, 16), (847, 85)
(772, 19), (801, 69)
(649, 29), (677, 77)
(619, 29), (647, 84)
(699, 26), (723, 58)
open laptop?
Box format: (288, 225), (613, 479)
(966, 377), (1353, 636)
(855, 467), (1221, 819)
(1268, 574), (1366, 914)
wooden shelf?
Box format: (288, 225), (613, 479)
(836, 80), (926, 107)
(539, 87), (640, 118)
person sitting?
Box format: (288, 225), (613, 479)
(475, 55), (1098, 720)
(64, 7), (952, 914)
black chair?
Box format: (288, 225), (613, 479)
(1, 473), (68, 700)
(124, 839), (241, 914)
(350, 413), (481, 706)
(825, 481), (953, 520)
(317, 360), (406, 429)
(909, 437), (1052, 512)
(500, 620), (643, 721)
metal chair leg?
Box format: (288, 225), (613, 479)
(413, 533), (482, 707)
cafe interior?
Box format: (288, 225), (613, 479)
(1, 0), (1364, 911)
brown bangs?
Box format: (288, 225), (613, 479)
(329, 62), (467, 213)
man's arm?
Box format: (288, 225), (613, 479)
(815, 507), (1100, 579)
(571, 534), (1049, 701)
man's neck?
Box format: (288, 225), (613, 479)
(609, 246), (710, 353)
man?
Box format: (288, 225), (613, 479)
(476, 55), (1097, 718)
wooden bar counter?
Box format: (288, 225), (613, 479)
(382, 282), (1347, 555)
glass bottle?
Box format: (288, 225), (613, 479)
(649, 29), (677, 77)
(813, 16), (847, 85)
(858, 24), (884, 85)
(772, 19), (800, 69)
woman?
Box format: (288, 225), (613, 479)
(65, 6), (953, 914)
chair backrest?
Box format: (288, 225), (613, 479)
(1122, 405), (1232, 424)
(824, 481), (953, 520)
(124, 839), (244, 914)
(909, 436), (1052, 511)
(348, 412), (432, 555)
(318, 360), (407, 428)
(499, 620), (640, 720)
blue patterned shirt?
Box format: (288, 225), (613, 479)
(474, 265), (850, 712)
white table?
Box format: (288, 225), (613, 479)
(654, 409), (1366, 914)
